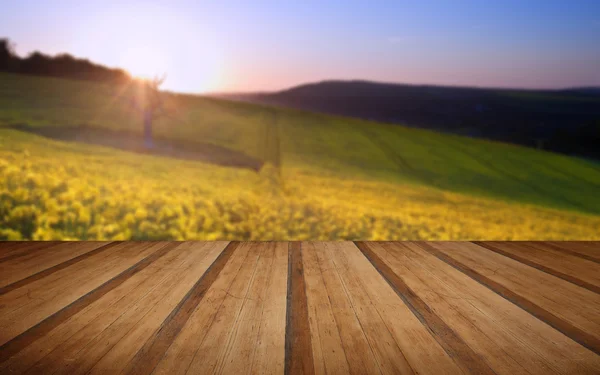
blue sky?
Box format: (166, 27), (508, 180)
(1, 0), (599, 92)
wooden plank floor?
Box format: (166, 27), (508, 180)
(0, 242), (599, 374)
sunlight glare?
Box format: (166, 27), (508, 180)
(120, 46), (170, 79)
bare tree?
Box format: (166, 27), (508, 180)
(131, 74), (167, 149)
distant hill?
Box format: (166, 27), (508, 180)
(2, 72), (600, 241)
(559, 87), (600, 96)
(220, 80), (600, 160)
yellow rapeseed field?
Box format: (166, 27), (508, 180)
(1, 129), (598, 240)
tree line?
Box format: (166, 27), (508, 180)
(0, 38), (130, 84)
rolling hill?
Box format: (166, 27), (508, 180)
(225, 80), (600, 160)
(1, 72), (599, 240)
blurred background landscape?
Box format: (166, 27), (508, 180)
(0, 0), (599, 240)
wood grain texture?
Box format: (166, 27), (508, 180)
(550, 242), (600, 260)
(0, 242), (60, 263)
(379, 242), (600, 374)
(317, 242), (416, 375)
(52, 242), (226, 375)
(425, 242), (600, 342)
(420, 241), (600, 357)
(1, 241), (599, 375)
(183, 242), (263, 374)
(0, 242), (117, 295)
(310, 242), (382, 375)
(251, 242), (288, 375)
(524, 241), (600, 264)
(0, 241), (165, 345)
(0, 241), (177, 364)
(0, 242), (209, 374)
(342, 243), (464, 375)
(356, 241), (495, 375)
(474, 241), (600, 294)
(122, 241), (240, 375)
(20, 242), (206, 375)
(149, 241), (254, 375)
(90, 242), (229, 375)
(303, 242), (351, 375)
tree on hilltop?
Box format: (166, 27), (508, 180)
(130, 74), (167, 149)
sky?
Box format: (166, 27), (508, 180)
(1, 0), (600, 93)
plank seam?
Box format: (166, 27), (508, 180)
(214, 244), (263, 374)
(525, 242), (600, 265)
(418, 241), (600, 355)
(331, 266), (382, 370)
(323, 245), (386, 375)
(0, 242), (61, 263)
(0, 242), (120, 296)
(473, 241), (600, 294)
(335, 246), (414, 374)
(9, 244), (190, 375)
(122, 241), (240, 375)
(0, 241), (179, 364)
(355, 241), (497, 375)
(285, 241), (315, 375)
(182, 243), (253, 374)
(80, 242), (216, 375)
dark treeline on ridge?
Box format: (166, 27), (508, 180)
(229, 81), (600, 160)
(0, 38), (130, 84)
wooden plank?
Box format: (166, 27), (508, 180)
(149, 241), (253, 375)
(345, 242), (462, 375)
(417, 241), (600, 373)
(0, 241), (164, 345)
(356, 241), (497, 375)
(85, 243), (226, 374)
(348, 241), (448, 374)
(122, 241), (240, 375)
(0, 241), (111, 287)
(183, 242), (263, 374)
(317, 242), (410, 375)
(0, 242), (39, 259)
(2, 241), (600, 375)
(0, 241), (149, 316)
(0, 242), (111, 286)
(0, 241), (196, 374)
(377, 242), (564, 374)
(251, 242), (288, 375)
(219, 242), (288, 375)
(475, 241), (600, 293)
(427, 241), (600, 343)
(302, 242), (350, 375)
(0, 242), (60, 263)
(316, 242), (384, 375)
(326, 242), (416, 374)
(42, 242), (227, 375)
(18, 241), (202, 375)
(0, 241), (177, 365)
(217, 242), (273, 374)
(529, 241), (600, 264)
(0, 242), (116, 294)
(86, 243), (228, 374)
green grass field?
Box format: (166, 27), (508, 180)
(1, 72), (599, 240)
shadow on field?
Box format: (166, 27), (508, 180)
(9, 124), (264, 172)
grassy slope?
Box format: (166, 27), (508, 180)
(1, 72), (599, 240)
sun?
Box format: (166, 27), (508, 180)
(120, 46), (170, 79)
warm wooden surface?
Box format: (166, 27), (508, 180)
(0, 241), (599, 374)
